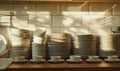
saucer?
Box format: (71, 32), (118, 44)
(30, 59), (45, 63)
(48, 59), (64, 63)
(13, 59), (28, 63)
(66, 59), (83, 63)
(86, 59), (101, 63)
(104, 59), (120, 63)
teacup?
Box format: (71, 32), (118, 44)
(107, 55), (118, 61)
(33, 55), (43, 61)
(51, 56), (61, 61)
(70, 55), (81, 61)
(14, 56), (25, 61)
(88, 56), (99, 61)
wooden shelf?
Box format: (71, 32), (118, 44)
(7, 61), (120, 71)
(0, 0), (120, 2)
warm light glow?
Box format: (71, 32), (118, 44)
(36, 12), (50, 19)
(0, 3), (116, 53)
(63, 17), (73, 26)
(63, 12), (88, 17)
(62, 10), (114, 51)
(79, 28), (91, 34)
(100, 34), (115, 51)
(24, 6), (28, 10)
(12, 16), (29, 30)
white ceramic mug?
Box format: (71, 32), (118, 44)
(51, 56), (61, 61)
(14, 56), (25, 61)
(88, 56), (99, 61)
(70, 55), (81, 61)
(33, 55), (43, 61)
(107, 55), (118, 61)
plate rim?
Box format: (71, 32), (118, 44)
(104, 59), (120, 62)
(86, 59), (102, 62)
(13, 59), (28, 62)
(0, 35), (7, 56)
(30, 59), (45, 62)
(66, 59), (83, 62)
(48, 59), (64, 62)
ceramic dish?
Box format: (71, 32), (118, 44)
(0, 35), (7, 56)
(104, 59), (120, 63)
(30, 59), (45, 63)
(86, 59), (102, 63)
(66, 59), (83, 63)
(13, 59), (28, 63)
(48, 59), (64, 63)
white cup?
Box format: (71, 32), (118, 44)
(107, 55), (118, 61)
(33, 55), (43, 61)
(70, 55), (81, 61)
(14, 56), (25, 61)
(88, 56), (99, 61)
(51, 56), (61, 61)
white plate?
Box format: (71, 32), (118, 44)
(66, 59), (83, 63)
(13, 59), (28, 63)
(0, 35), (7, 56)
(86, 59), (102, 62)
(30, 59), (45, 62)
(48, 59), (64, 63)
(104, 59), (120, 62)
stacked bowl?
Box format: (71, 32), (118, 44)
(72, 34), (96, 58)
(47, 33), (72, 59)
(32, 28), (47, 58)
(99, 34), (117, 58)
(10, 28), (31, 58)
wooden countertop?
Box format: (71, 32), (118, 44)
(0, 0), (120, 2)
(7, 61), (120, 71)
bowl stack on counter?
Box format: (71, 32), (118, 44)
(47, 33), (72, 59)
(72, 34), (96, 59)
(32, 28), (47, 58)
(99, 34), (117, 58)
(10, 28), (31, 58)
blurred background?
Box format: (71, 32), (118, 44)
(0, 2), (120, 58)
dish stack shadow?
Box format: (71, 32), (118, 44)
(10, 28), (31, 58)
(47, 33), (72, 59)
(72, 34), (96, 59)
(99, 34), (117, 58)
(114, 33), (120, 58)
(96, 35), (100, 56)
(32, 28), (47, 58)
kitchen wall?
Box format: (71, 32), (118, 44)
(0, 2), (120, 57)
(0, 2), (120, 41)
(0, 2), (120, 35)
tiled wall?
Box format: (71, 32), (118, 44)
(0, 2), (120, 37)
(0, 2), (120, 57)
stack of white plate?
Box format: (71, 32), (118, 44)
(33, 28), (46, 44)
(11, 47), (29, 58)
(32, 28), (47, 58)
(99, 34), (117, 58)
(0, 35), (7, 57)
(47, 33), (72, 59)
(73, 34), (96, 58)
(32, 43), (46, 58)
(10, 28), (31, 58)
